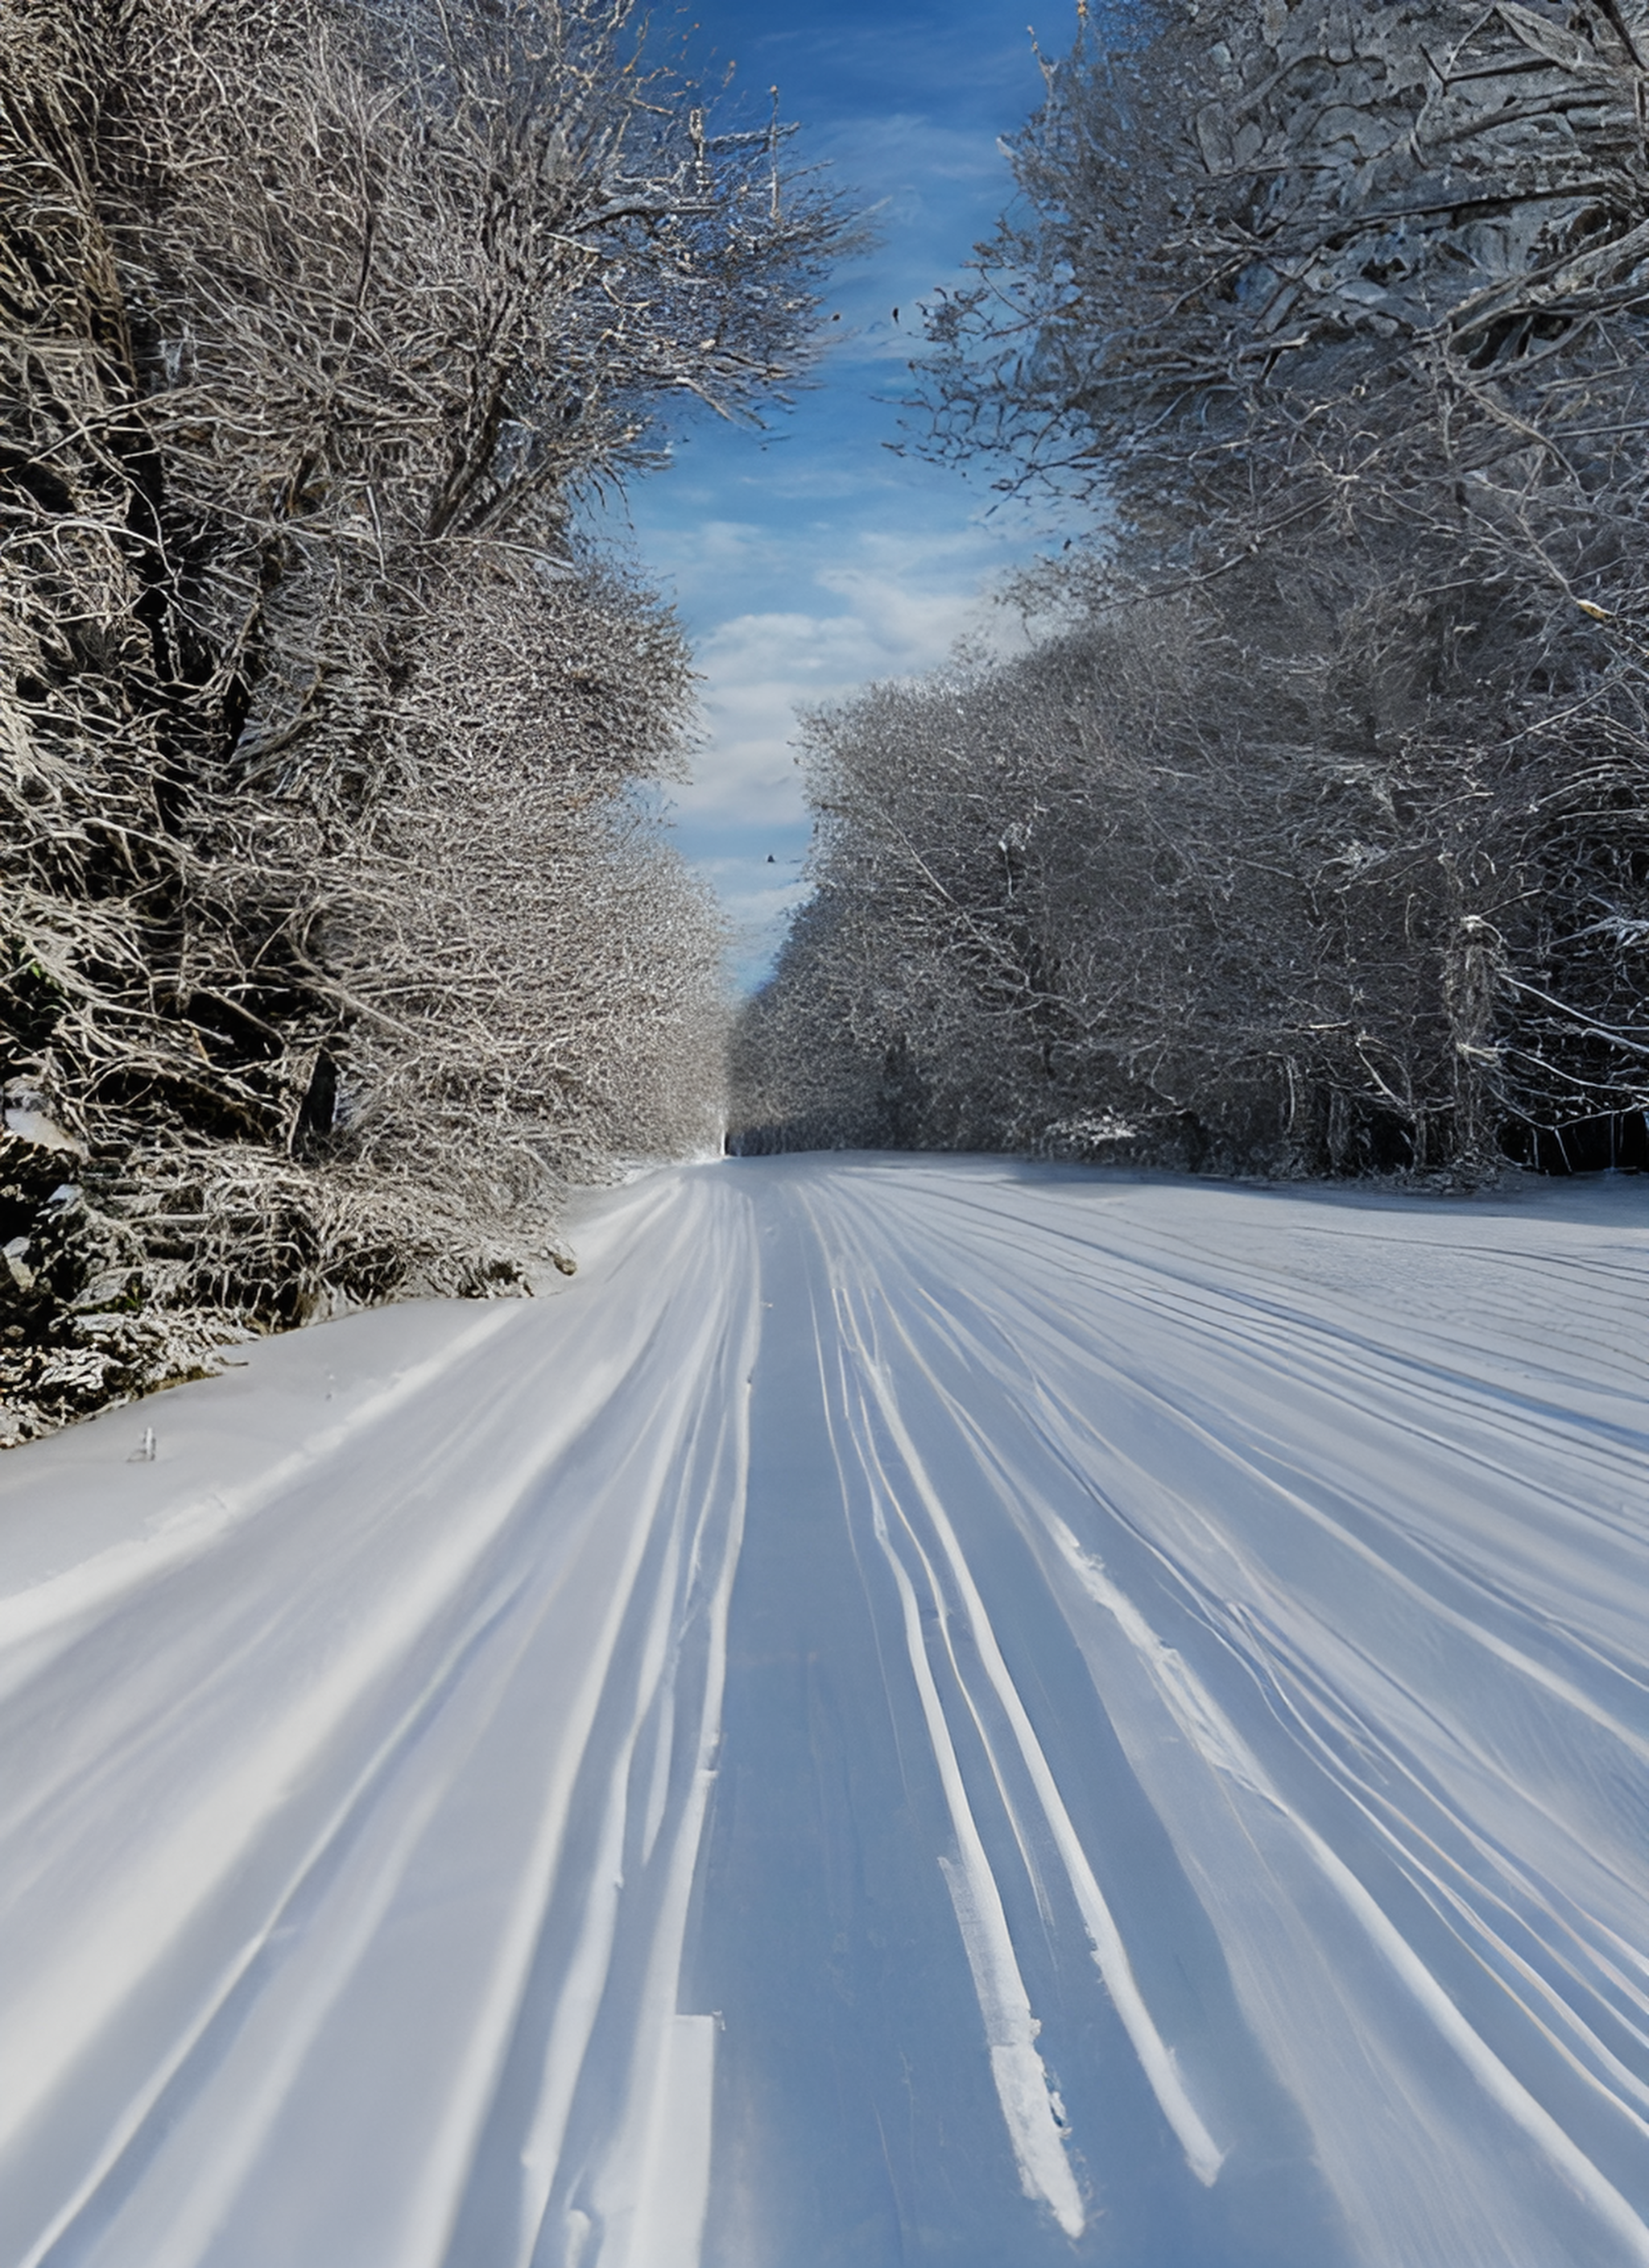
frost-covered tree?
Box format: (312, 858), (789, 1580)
(735, 0), (1649, 1175)
(735, 594), (1526, 1172)
(1, 0), (847, 1434)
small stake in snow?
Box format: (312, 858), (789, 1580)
(129, 1426), (156, 1464)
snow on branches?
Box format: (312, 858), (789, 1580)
(1, 0), (846, 1435)
(736, 1), (1649, 1175)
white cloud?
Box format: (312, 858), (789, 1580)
(672, 529), (1036, 831)
(592, 0), (1070, 983)
(666, 842), (813, 992)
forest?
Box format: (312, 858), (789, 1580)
(0, 0), (841, 1436)
(733, 0), (1649, 1179)
(8, 0), (1649, 1442)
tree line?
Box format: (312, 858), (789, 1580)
(1, 0), (845, 1436)
(734, 0), (1649, 1180)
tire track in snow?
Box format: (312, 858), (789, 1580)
(804, 1182), (1226, 2216)
(852, 1423), (1087, 2238)
(524, 1300), (755, 2268)
(814, 1161), (1649, 2262)
(850, 1171), (1649, 1789)
(7, 1157), (1649, 2268)
(1048, 1523), (1649, 2267)
(10, 1388), (627, 2268)
(0, 1302), (525, 1706)
(4, 1173), (758, 2268)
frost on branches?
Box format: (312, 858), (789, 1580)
(1, 0), (848, 1436)
(736, 2), (1649, 1177)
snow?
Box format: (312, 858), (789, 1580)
(2, 1155), (1648, 2267)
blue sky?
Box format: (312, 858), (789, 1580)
(600, 0), (1081, 983)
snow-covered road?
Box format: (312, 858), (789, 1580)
(4, 1157), (1649, 2267)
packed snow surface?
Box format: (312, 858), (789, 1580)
(3, 1156), (1649, 2268)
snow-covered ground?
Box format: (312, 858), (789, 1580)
(3, 1157), (1648, 2268)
